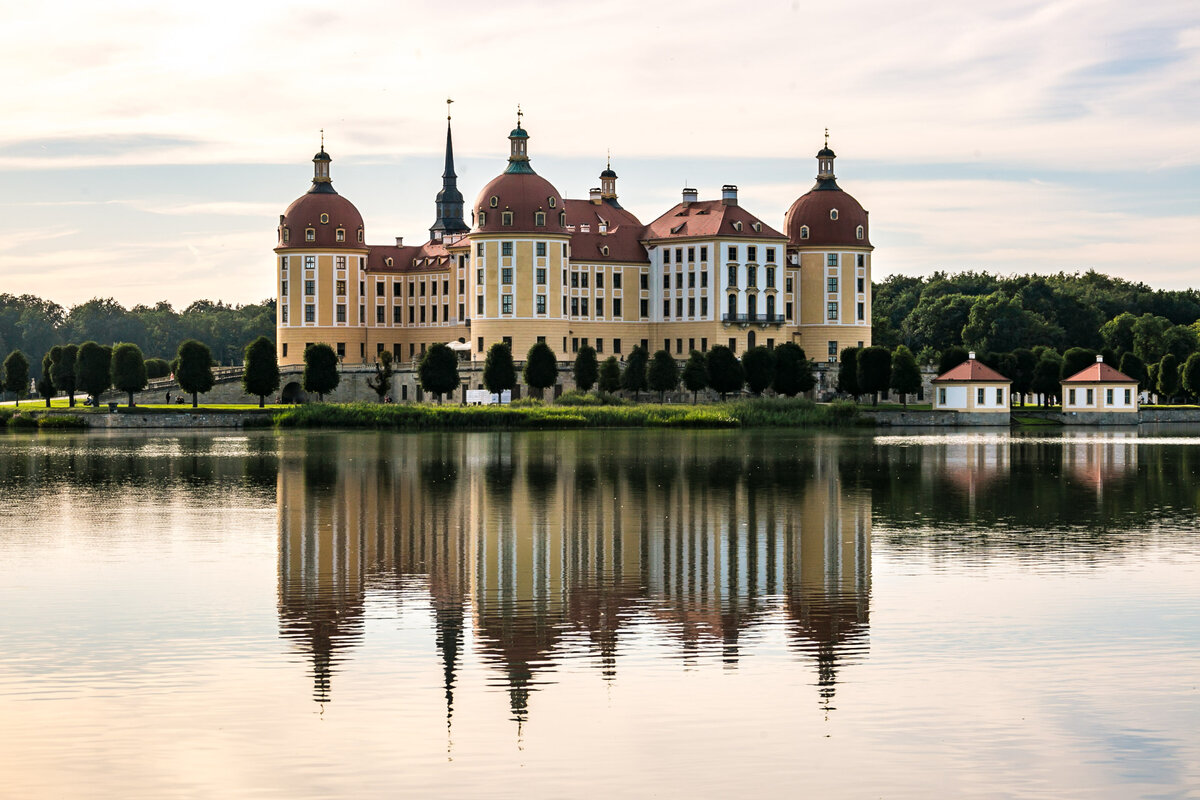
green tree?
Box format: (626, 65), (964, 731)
(741, 346), (775, 395)
(1182, 353), (1200, 401)
(621, 346), (649, 400)
(1147, 362), (1160, 401)
(365, 349), (395, 402)
(3, 350), (29, 407)
(1118, 352), (1147, 389)
(1100, 312), (1137, 356)
(50, 344), (77, 407)
(837, 347), (860, 399)
(1011, 348), (1037, 406)
(1061, 347), (1097, 381)
(901, 293), (974, 352)
(76, 341), (112, 406)
(1161, 324), (1198, 363)
(145, 358), (171, 379)
(856, 346), (892, 406)
(772, 343), (813, 397)
(890, 345), (921, 408)
(523, 341), (558, 400)
(573, 344), (598, 392)
(962, 292), (1060, 354)
(598, 356), (622, 394)
(243, 336), (280, 407)
(1157, 354), (1179, 403)
(418, 342), (460, 403)
(1132, 314), (1171, 365)
(110, 343), (147, 407)
(176, 339), (216, 407)
(1032, 351), (1064, 407)
(483, 343), (516, 396)
(37, 352), (55, 407)
(937, 346), (969, 376)
(648, 350), (679, 401)
(705, 345), (744, 400)
(681, 350), (708, 402)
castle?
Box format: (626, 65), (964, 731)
(274, 112), (873, 368)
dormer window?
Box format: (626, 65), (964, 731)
(386, 257), (393, 267)
(282, 227), (290, 243)
(479, 211), (487, 226)
(752, 221), (762, 232)
(502, 211), (514, 226)
(336, 228), (345, 242)
(732, 221), (743, 232)
(800, 226), (810, 239)
(357, 229), (363, 243)
(856, 225), (864, 240)
(320, 213), (329, 224)
(548, 197), (557, 208)
(535, 211), (546, 226)
(559, 211), (567, 226)
(305, 228), (315, 242)
(830, 209), (839, 221)
(600, 245), (610, 256)
(490, 196), (499, 208)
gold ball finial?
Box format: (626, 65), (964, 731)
(517, 104), (523, 128)
(824, 127), (829, 148)
(447, 98), (453, 121)
(320, 128), (325, 152)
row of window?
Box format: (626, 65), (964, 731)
(798, 225), (865, 240)
(1067, 387), (1132, 406)
(476, 241), (568, 258)
(824, 277), (868, 294)
(826, 301), (867, 321)
(478, 210), (567, 228)
(280, 227), (364, 244)
(726, 265), (779, 289)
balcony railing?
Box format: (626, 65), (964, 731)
(722, 313), (786, 324)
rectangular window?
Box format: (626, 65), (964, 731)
(420, 306), (426, 323)
(571, 272), (579, 288)
(596, 298), (604, 316)
(786, 277), (793, 293)
(393, 306), (402, 323)
(502, 241), (513, 257)
(766, 248), (776, 263)
(1069, 388), (1077, 405)
(685, 247), (693, 262)
(938, 388), (947, 405)
(304, 304), (315, 322)
(459, 303), (464, 320)
(748, 266), (757, 287)
(663, 273), (670, 289)
(375, 306), (385, 323)
(997, 388), (1005, 405)
(857, 254), (865, 267)
(478, 336), (484, 352)
(477, 268), (484, 284)
(596, 338), (603, 353)
(675, 248), (683, 263)
(443, 280), (449, 295)
(977, 387), (985, 406)
(280, 257), (288, 271)
(828, 341), (838, 357)
(304, 280), (315, 296)
(727, 246), (737, 261)
(827, 277), (838, 293)
(376, 282), (384, 297)
(701, 337), (708, 352)
(613, 298), (622, 317)
(281, 280), (289, 296)
(536, 294), (547, 314)
(701, 271), (708, 288)
(640, 273), (648, 290)
(1125, 388), (1132, 404)
(613, 272), (622, 289)
(281, 305), (289, 323)
(827, 302), (838, 320)
(581, 272), (589, 288)
(614, 339), (622, 354)
(640, 299), (649, 318)
(334, 280), (345, 295)
(536, 241), (547, 257)
(502, 295), (513, 314)
(786, 301), (793, 320)
(664, 249), (672, 264)
(727, 265), (737, 286)
(748, 245), (757, 262)
(502, 267), (513, 285)
(700, 297), (708, 317)
(663, 299), (671, 317)
(431, 305), (438, 322)
(337, 304), (347, 323)
(1086, 388), (1094, 405)
(572, 338), (579, 353)
(857, 302), (865, 320)
(729, 338), (737, 353)
(827, 253), (838, 267)
(305, 256), (316, 268)
(688, 297), (695, 316)
(282, 343), (288, 357)
(420, 282), (426, 297)
(458, 279), (464, 294)
(572, 297), (580, 316)
(409, 306), (415, 323)
(857, 277), (865, 293)
(476, 243), (484, 257)
(393, 282), (402, 297)
(477, 296), (484, 314)
(766, 267), (775, 288)
(676, 338), (683, 354)
(700, 246), (708, 262)
(502, 211), (513, 226)
(536, 268), (546, 285)
(596, 272), (604, 289)
(676, 298), (683, 317)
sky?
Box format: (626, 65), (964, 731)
(1, 0), (1197, 310)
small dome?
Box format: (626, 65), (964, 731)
(784, 188), (870, 248)
(313, 150), (331, 162)
(600, 167), (617, 178)
(509, 127), (528, 139)
(278, 192), (365, 250)
(817, 146), (835, 158)
(474, 172), (566, 234)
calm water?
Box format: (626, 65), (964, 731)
(1, 428), (1198, 799)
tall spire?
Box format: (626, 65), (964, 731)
(430, 102), (469, 241)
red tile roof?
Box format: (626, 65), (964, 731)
(784, 186), (870, 248)
(563, 199), (649, 264)
(642, 200), (786, 241)
(933, 359), (1011, 383)
(1062, 362), (1137, 383)
(366, 240), (453, 273)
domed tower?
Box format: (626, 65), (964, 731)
(783, 133), (873, 363)
(275, 136), (369, 367)
(466, 112), (572, 362)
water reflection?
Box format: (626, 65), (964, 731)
(276, 432), (872, 718)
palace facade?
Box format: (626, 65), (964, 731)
(274, 115), (873, 367)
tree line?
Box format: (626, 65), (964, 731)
(0, 294), (275, 376)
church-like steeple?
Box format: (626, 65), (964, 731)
(430, 100), (469, 241)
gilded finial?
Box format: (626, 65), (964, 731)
(607, 147), (611, 170)
(824, 127), (829, 148)
(320, 128), (325, 152)
(517, 104), (523, 129)
(447, 98), (453, 121)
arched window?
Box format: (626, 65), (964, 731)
(830, 209), (839, 221)
(535, 211), (546, 226)
(305, 228), (315, 242)
(559, 211), (567, 226)
(502, 211), (513, 226)
(335, 228), (345, 242)
(856, 225), (864, 240)
(800, 226), (809, 239)
(747, 295), (757, 318)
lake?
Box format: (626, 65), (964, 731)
(0, 428), (1198, 798)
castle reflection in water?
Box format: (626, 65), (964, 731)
(277, 432), (871, 717)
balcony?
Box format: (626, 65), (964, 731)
(722, 313), (786, 326)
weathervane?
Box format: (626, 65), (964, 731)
(824, 127), (829, 148)
(517, 104), (523, 128)
(320, 128), (325, 152)
(447, 98), (453, 121)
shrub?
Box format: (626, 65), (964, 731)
(38, 415), (87, 430)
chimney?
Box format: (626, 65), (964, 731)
(1097, 355), (1104, 363)
(395, 236), (403, 247)
(682, 187), (698, 206)
(590, 187), (602, 204)
(721, 184), (738, 206)
(968, 351), (976, 360)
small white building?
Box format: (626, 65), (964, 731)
(932, 352), (1011, 413)
(1061, 356), (1139, 413)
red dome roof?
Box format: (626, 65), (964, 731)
(474, 171), (566, 235)
(278, 191), (365, 250)
(784, 186), (870, 248)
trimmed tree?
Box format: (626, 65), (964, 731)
(573, 344), (599, 392)
(523, 341), (558, 400)
(598, 356), (622, 394)
(1061, 347), (1097, 381)
(4, 350), (29, 407)
(302, 343), (339, 402)
(1182, 353), (1200, 401)
(705, 345), (744, 400)
(51, 344), (78, 408)
(177, 339), (216, 407)
(681, 350), (708, 402)
(418, 342), (460, 404)
(837, 347), (860, 399)
(38, 352), (55, 408)
(77, 341), (112, 406)
(110, 343), (148, 407)
(648, 350), (679, 402)
(621, 345), (649, 400)
(741, 346), (775, 395)
(145, 358), (171, 379)
(243, 336), (281, 408)
(1011, 348), (1037, 407)
(1032, 352), (1064, 407)
(483, 342), (516, 396)
(1119, 352), (1147, 389)
(937, 346), (970, 376)
(365, 349), (394, 402)
(1157, 354), (1179, 404)
(890, 345), (922, 408)
(856, 346), (892, 406)
(772, 343), (815, 397)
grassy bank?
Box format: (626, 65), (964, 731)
(1, 408), (88, 430)
(273, 397), (862, 431)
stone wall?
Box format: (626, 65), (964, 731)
(864, 409), (1012, 427)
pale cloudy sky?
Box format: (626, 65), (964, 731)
(1, 0), (1197, 308)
